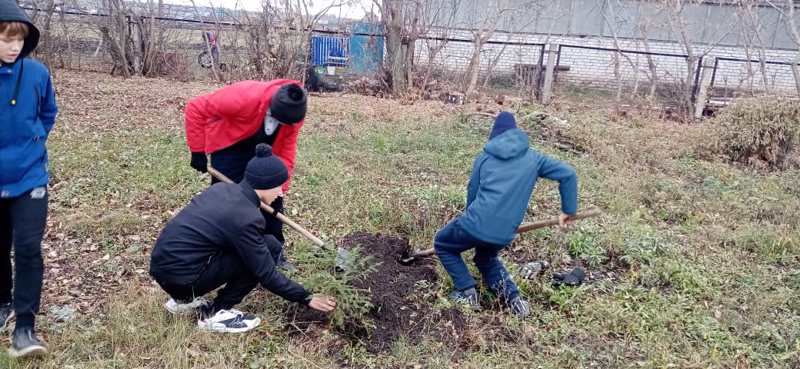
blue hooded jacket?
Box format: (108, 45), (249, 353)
(0, 1), (58, 198)
(458, 128), (578, 245)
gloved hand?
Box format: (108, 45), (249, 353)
(190, 152), (208, 173)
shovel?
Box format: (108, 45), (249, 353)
(398, 208), (602, 265)
(207, 166), (354, 271)
(207, 166), (325, 247)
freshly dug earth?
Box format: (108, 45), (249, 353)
(342, 233), (466, 352)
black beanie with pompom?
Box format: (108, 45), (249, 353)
(270, 83), (307, 124)
(244, 143), (289, 190)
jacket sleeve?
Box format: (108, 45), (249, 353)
(233, 220), (311, 303)
(272, 121), (303, 193)
(39, 73), (58, 136)
(184, 96), (211, 153)
(538, 155), (578, 215)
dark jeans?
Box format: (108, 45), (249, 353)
(0, 188), (48, 329)
(434, 219), (519, 301)
(157, 235), (284, 313)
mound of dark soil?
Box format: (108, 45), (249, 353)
(340, 232), (465, 353)
(283, 233), (466, 353)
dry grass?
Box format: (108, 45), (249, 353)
(1, 70), (798, 369)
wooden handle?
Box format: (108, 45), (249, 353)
(207, 166), (326, 248)
(515, 208), (602, 233)
(410, 208), (602, 258)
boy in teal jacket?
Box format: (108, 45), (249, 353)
(434, 112), (578, 317)
(0, 0), (58, 358)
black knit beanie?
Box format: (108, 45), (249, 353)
(245, 144), (289, 190)
(270, 83), (307, 124)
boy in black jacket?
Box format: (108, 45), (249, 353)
(149, 144), (335, 333)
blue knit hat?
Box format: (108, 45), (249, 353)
(245, 144), (288, 190)
(489, 111), (517, 140)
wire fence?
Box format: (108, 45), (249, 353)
(24, 5), (800, 107)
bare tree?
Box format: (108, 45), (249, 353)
(659, 0), (734, 115)
(98, 0), (135, 77)
(32, 0), (57, 67)
(480, 13), (540, 92)
(602, 0), (640, 105)
(132, 0), (168, 77)
(372, 0), (418, 94)
(236, 3), (279, 79)
(766, 0), (800, 95)
(638, 17), (660, 101)
(462, 1), (533, 99)
(735, 0), (772, 94)
(417, 1), (461, 92)
(189, 0), (222, 80)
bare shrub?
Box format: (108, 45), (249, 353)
(709, 97), (800, 170)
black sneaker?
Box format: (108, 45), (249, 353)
(552, 267), (586, 287)
(8, 327), (47, 358)
(0, 303), (12, 331)
(448, 287), (481, 311)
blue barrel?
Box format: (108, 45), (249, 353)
(348, 22), (384, 74)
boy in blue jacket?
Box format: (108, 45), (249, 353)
(0, 0), (58, 358)
(434, 112), (577, 318)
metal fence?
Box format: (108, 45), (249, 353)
(710, 57), (799, 98)
(554, 44), (699, 105)
(414, 34), (546, 98)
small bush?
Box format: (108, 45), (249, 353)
(711, 97), (800, 170)
(294, 246), (376, 329)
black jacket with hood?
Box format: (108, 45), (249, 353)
(149, 181), (311, 303)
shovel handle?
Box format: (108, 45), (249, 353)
(207, 166), (326, 248)
(515, 208), (602, 233)
(410, 208), (602, 259)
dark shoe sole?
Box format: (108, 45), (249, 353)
(8, 344), (47, 358)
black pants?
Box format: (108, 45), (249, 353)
(157, 237), (283, 313)
(0, 188), (48, 330)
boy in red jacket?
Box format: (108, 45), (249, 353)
(184, 80), (307, 268)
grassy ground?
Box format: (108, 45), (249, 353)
(2, 71), (798, 369)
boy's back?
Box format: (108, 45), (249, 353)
(459, 114), (578, 245)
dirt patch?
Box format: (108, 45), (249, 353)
(339, 233), (466, 353)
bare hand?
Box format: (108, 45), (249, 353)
(559, 213), (574, 228)
(308, 295), (337, 312)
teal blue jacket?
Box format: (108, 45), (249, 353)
(458, 128), (578, 245)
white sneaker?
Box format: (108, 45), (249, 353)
(197, 309), (261, 333)
(164, 297), (208, 315)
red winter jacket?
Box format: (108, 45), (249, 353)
(184, 79), (304, 192)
